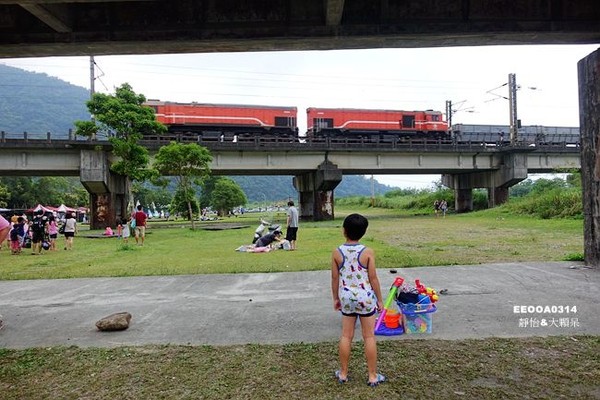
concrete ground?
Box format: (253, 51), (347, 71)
(0, 261), (598, 349)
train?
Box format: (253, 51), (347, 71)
(306, 107), (449, 139)
(144, 100), (579, 145)
(144, 100), (298, 138)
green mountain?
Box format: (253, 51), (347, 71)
(0, 64), (90, 136)
(0, 64), (398, 199)
(231, 175), (393, 202)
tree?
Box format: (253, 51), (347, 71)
(153, 142), (212, 229)
(74, 83), (166, 210)
(0, 177), (88, 208)
(0, 182), (9, 208)
(198, 176), (221, 209)
(171, 187), (200, 220)
(211, 178), (247, 217)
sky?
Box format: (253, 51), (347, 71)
(1, 44), (598, 189)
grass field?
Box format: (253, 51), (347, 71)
(1, 337), (598, 399)
(0, 207), (594, 399)
(0, 206), (583, 280)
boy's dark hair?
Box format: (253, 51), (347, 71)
(137, 205), (143, 211)
(287, 200), (294, 206)
(343, 213), (369, 241)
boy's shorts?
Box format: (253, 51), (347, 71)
(341, 310), (377, 317)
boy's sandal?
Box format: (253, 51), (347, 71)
(367, 373), (386, 387)
(334, 370), (348, 384)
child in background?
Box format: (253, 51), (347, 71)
(331, 213), (385, 387)
(47, 215), (58, 251)
(117, 219), (123, 239)
(121, 217), (131, 244)
(10, 216), (25, 255)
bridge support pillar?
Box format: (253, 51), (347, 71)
(442, 174), (474, 212)
(443, 151), (528, 212)
(80, 150), (127, 230)
(487, 187), (509, 208)
(293, 161), (343, 221)
(578, 48), (600, 268)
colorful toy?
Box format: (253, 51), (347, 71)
(395, 278), (440, 334)
(374, 277), (404, 333)
(414, 279), (439, 303)
(403, 312), (433, 334)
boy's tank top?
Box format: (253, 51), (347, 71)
(337, 243), (376, 314)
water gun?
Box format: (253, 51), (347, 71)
(374, 277), (405, 332)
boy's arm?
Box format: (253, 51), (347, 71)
(363, 248), (384, 311)
(331, 249), (342, 311)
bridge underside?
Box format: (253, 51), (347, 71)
(0, 0), (599, 58)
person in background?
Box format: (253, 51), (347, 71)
(121, 216), (131, 244)
(47, 215), (59, 251)
(255, 229), (282, 249)
(63, 212), (77, 250)
(9, 216), (25, 255)
(440, 200), (448, 218)
(134, 205), (147, 246)
(285, 200), (299, 251)
(433, 199), (441, 217)
(331, 213), (385, 387)
(30, 210), (47, 255)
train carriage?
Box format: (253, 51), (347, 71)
(306, 107), (449, 140)
(145, 100), (298, 139)
(452, 124), (580, 146)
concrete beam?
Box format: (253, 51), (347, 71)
(293, 161), (342, 221)
(0, 0), (599, 58)
(20, 3), (71, 32)
(0, 149), (80, 175)
(80, 149), (110, 194)
(325, 0), (345, 26)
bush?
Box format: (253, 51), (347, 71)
(503, 188), (582, 219)
(336, 179), (582, 220)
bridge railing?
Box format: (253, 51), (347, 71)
(0, 130), (111, 143)
(0, 131), (580, 153)
(138, 134), (512, 152)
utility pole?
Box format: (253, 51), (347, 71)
(89, 55), (95, 99)
(508, 73), (518, 144)
(89, 56), (96, 140)
(445, 100), (452, 128)
(370, 174), (375, 207)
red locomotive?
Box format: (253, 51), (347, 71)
(306, 107), (449, 139)
(145, 100), (449, 140)
(144, 100), (298, 138)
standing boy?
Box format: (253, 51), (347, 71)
(285, 200), (299, 250)
(331, 213), (385, 387)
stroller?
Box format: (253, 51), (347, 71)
(252, 219), (282, 244)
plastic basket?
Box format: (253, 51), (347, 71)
(397, 302), (436, 334)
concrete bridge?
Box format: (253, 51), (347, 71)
(0, 133), (580, 228)
(0, 0), (598, 58)
(1, 0), (599, 264)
